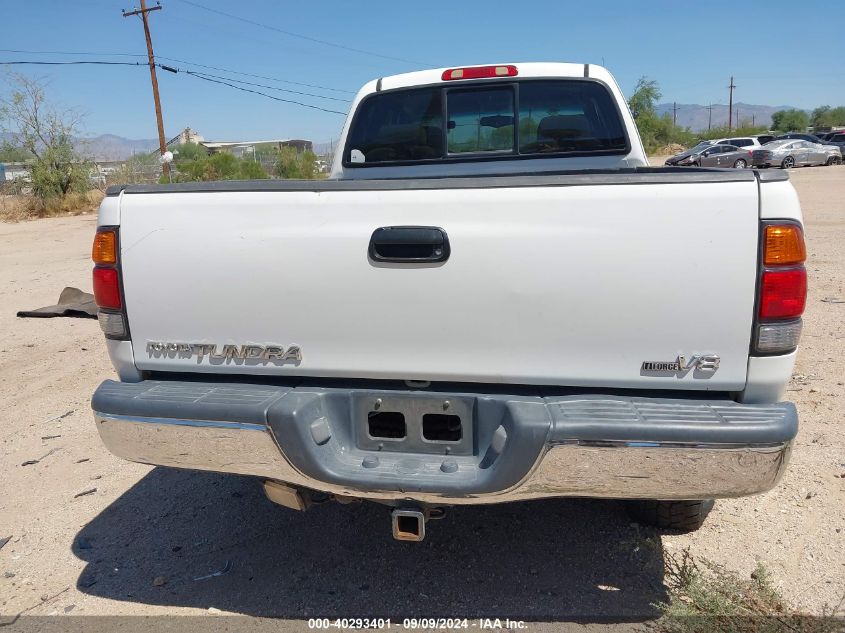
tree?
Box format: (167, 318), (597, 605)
(626, 77), (697, 153)
(628, 77), (661, 119)
(810, 105), (845, 129)
(771, 109), (809, 132)
(811, 106), (831, 129)
(274, 147), (318, 179)
(0, 73), (90, 198)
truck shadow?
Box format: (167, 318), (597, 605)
(72, 468), (668, 621)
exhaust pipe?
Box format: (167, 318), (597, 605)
(392, 508), (426, 542)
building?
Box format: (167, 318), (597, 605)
(165, 127), (205, 148)
(200, 139), (313, 158)
(0, 162), (31, 182)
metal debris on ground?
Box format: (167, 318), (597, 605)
(43, 410), (74, 423)
(0, 536), (10, 551)
(73, 488), (97, 498)
(821, 297), (844, 303)
(75, 458), (90, 463)
(21, 447), (61, 467)
(193, 559), (232, 581)
(41, 435), (61, 440)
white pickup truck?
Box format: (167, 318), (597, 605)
(91, 63), (805, 541)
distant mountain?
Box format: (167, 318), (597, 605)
(74, 134), (159, 161)
(655, 102), (803, 132)
(1, 131), (159, 161)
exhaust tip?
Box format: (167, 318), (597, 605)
(392, 509), (426, 542)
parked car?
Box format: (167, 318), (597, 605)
(90, 62), (804, 539)
(709, 136), (762, 151)
(752, 139), (841, 168)
(756, 134), (776, 145)
(665, 143), (751, 168)
(775, 133), (830, 145)
(664, 141), (715, 166)
(825, 132), (845, 158)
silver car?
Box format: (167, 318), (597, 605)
(665, 143), (751, 168)
(751, 139), (841, 169)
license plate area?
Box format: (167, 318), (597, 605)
(353, 394), (474, 456)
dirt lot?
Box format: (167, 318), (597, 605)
(1, 166), (843, 627)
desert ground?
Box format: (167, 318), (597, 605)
(0, 165), (843, 628)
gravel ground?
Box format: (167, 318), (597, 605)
(0, 166), (843, 628)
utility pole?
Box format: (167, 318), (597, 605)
(752, 113), (755, 127)
(123, 0), (170, 178)
(672, 102), (677, 127)
(707, 103), (712, 130)
(727, 76), (736, 131)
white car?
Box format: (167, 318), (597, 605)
(707, 136), (762, 151)
(90, 62), (804, 540)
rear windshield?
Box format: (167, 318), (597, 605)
(345, 80), (627, 166)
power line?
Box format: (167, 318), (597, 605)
(156, 56), (355, 94)
(181, 71), (347, 115)
(0, 58), (348, 115)
(0, 47), (356, 95)
(175, 0), (427, 66)
(0, 60), (146, 66)
(179, 69), (349, 102)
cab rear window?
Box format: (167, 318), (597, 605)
(345, 80), (627, 166)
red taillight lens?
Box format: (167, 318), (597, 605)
(93, 266), (122, 310)
(441, 65), (517, 81)
(759, 268), (806, 320)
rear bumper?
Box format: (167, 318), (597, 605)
(92, 379), (797, 504)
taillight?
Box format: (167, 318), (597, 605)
(93, 266), (121, 309)
(759, 268), (806, 319)
(92, 227), (128, 339)
(754, 222), (806, 354)
(441, 65), (517, 81)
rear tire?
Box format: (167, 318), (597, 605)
(733, 158), (747, 168)
(626, 499), (715, 532)
(782, 156), (795, 169)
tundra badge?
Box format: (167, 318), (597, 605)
(146, 342), (302, 362)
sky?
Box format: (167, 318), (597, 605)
(1, 0), (843, 143)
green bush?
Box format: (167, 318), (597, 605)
(273, 147), (318, 179)
(171, 143), (209, 163)
(166, 151), (268, 183)
(771, 109), (809, 133)
(29, 143), (91, 199)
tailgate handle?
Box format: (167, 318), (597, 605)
(368, 226), (450, 263)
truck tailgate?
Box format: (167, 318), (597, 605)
(118, 174), (760, 390)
